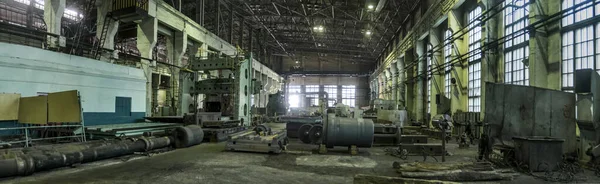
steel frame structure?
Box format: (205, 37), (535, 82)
(178, 0), (420, 65)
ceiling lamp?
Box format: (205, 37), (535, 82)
(365, 30), (372, 35)
(313, 25), (324, 32)
(367, 5), (374, 10)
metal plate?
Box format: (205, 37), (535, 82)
(0, 93), (20, 121)
(18, 96), (47, 124)
(485, 83), (577, 154)
(47, 90), (81, 123)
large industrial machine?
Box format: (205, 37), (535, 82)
(188, 54), (257, 126)
(177, 54), (260, 142)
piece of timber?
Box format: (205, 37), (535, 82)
(398, 143), (444, 156)
(203, 126), (248, 142)
(226, 130), (288, 154)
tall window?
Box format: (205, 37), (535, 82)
(504, 0), (530, 85)
(444, 30), (453, 99)
(342, 85), (356, 107)
(561, 0), (600, 91)
(305, 85), (319, 106)
(324, 85), (338, 107)
(468, 7), (482, 112)
(287, 85), (301, 108)
(426, 44), (433, 113)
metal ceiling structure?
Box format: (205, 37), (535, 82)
(178, 0), (420, 64)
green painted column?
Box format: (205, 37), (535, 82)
(529, 0), (561, 90)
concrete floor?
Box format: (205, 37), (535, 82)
(1, 125), (598, 184)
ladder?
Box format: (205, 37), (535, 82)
(71, 0), (96, 56)
(91, 2), (116, 60)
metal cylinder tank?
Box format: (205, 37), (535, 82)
(323, 114), (374, 148)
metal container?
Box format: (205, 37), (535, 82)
(323, 114), (374, 148)
(513, 136), (564, 172)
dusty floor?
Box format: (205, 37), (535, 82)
(1, 125), (599, 184)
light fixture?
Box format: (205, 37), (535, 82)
(313, 25), (324, 32)
(367, 5), (374, 10)
(365, 30), (372, 35)
(295, 60), (299, 64)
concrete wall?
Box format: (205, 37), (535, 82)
(0, 43), (147, 126)
(288, 76), (369, 107)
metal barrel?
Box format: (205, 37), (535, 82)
(324, 115), (374, 148)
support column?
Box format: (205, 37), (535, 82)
(480, 0), (501, 120)
(396, 57), (406, 108)
(384, 67), (392, 100)
(429, 28), (444, 115)
(530, 0), (560, 90)
(137, 17), (158, 116)
(378, 75), (385, 99)
(262, 73), (269, 108)
(97, 0), (120, 62)
(196, 0), (205, 26)
(188, 43), (202, 111)
(404, 50), (416, 118)
(370, 78), (377, 103)
(448, 8), (468, 114)
(416, 40), (426, 124)
(26, 0), (35, 28)
(390, 62), (398, 108)
(172, 31), (187, 115)
(44, 0), (65, 48)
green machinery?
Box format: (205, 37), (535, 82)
(188, 54), (261, 126)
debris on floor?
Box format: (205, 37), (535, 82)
(353, 174), (460, 184)
(399, 169), (515, 182)
(392, 161), (494, 172)
(391, 161), (516, 182)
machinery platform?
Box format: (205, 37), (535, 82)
(226, 129), (288, 154)
(203, 126), (249, 142)
(400, 135), (428, 144)
(202, 120), (241, 128)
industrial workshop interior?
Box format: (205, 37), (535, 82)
(1, 0), (600, 183)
